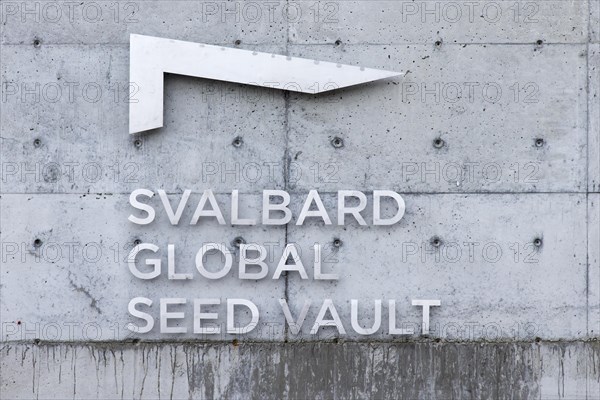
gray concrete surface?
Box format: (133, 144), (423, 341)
(1, 341), (599, 399)
(1, 0), (599, 398)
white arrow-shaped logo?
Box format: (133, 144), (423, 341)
(129, 34), (402, 134)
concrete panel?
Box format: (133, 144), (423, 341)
(1, 342), (598, 399)
(287, 44), (588, 193)
(591, 44), (600, 192)
(0, 44), (288, 193)
(286, 193), (587, 340)
(289, 1), (589, 45)
(589, 194), (600, 338)
(592, 0), (600, 43)
(0, 193), (287, 341)
(0, 1), (288, 45)
(2, 1), (588, 46)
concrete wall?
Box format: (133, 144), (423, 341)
(2, 342), (600, 399)
(1, 1), (599, 398)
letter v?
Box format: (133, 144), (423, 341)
(279, 299), (311, 336)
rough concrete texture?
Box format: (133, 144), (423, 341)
(1, 342), (599, 399)
(0, 1), (589, 45)
(590, 0), (600, 43)
(590, 194), (600, 338)
(286, 44), (587, 193)
(591, 43), (600, 192)
(0, 44), (289, 193)
(1, 0), (599, 398)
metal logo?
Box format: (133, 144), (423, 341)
(129, 34), (402, 134)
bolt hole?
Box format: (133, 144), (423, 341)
(133, 239), (142, 246)
(33, 138), (42, 148)
(536, 39), (543, 46)
(430, 236), (442, 248)
(333, 238), (343, 248)
(433, 138), (445, 149)
(232, 137), (243, 148)
(331, 137), (344, 148)
(535, 336), (541, 343)
(34, 339), (40, 345)
(232, 236), (246, 248)
(33, 238), (43, 248)
(132, 338), (140, 344)
(334, 39), (342, 46)
(234, 39), (242, 46)
(535, 138), (545, 148)
(17, 321), (21, 325)
(134, 139), (142, 148)
(232, 339), (239, 347)
(33, 39), (41, 48)
(533, 238), (543, 247)
(435, 40), (443, 47)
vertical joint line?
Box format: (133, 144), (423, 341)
(283, 0), (291, 342)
